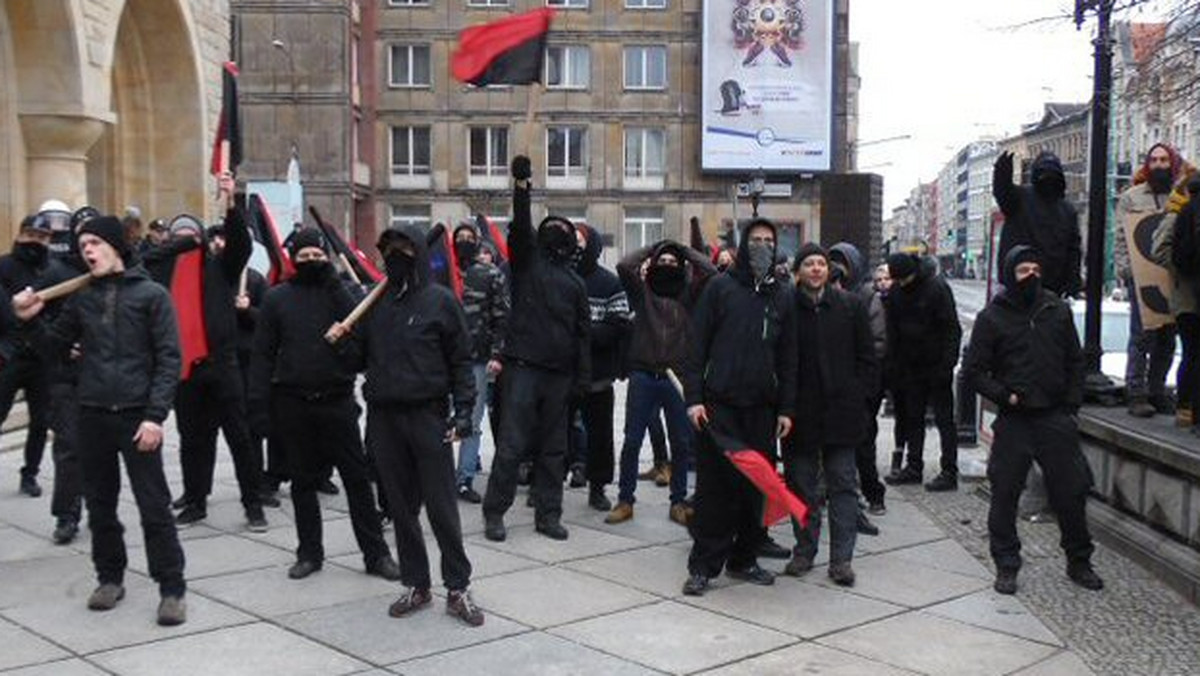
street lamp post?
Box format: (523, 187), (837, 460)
(750, 170), (766, 218)
(272, 39), (298, 103)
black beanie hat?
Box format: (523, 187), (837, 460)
(887, 253), (919, 280)
(791, 242), (828, 272)
(78, 216), (131, 259)
(288, 228), (327, 257)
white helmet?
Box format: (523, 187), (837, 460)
(37, 199), (70, 215)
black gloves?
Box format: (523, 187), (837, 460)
(511, 155), (532, 181)
(994, 151), (1014, 179)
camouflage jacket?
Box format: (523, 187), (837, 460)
(460, 260), (509, 362)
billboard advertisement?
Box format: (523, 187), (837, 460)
(701, 0), (834, 173)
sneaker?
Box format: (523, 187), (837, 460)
(727, 564), (775, 586)
(1127, 398), (1156, 418)
(568, 464), (586, 488)
(288, 560), (322, 580)
(388, 587), (432, 617)
(605, 502), (634, 524)
(668, 502), (692, 527)
(856, 511), (880, 536)
(1067, 563), (1104, 591)
(924, 472), (958, 492)
(588, 485), (612, 511)
(170, 494), (191, 510)
(245, 506), (269, 533)
(885, 466), (923, 485)
(87, 583), (126, 611)
(52, 517), (79, 545)
(654, 464), (672, 487)
(682, 573), (710, 596)
(156, 595), (187, 626)
(316, 479), (340, 496)
(828, 562), (856, 587)
(446, 589), (485, 627)
(457, 484), (483, 504)
(783, 554), (814, 577)
(994, 568), (1018, 595)
(757, 537), (790, 560)
(484, 514), (507, 542)
(867, 500), (887, 516)
(366, 556), (401, 581)
(175, 504), (207, 527)
(259, 490), (281, 508)
(18, 475), (41, 498)
(535, 520), (569, 541)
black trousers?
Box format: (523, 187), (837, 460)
(987, 410), (1094, 572)
(580, 385), (616, 487)
(49, 382), (83, 521)
(688, 404), (775, 578)
(483, 364), (572, 524)
(786, 444), (858, 565)
(79, 408), (185, 596)
(649, 413), (668, 466)
(857, 391), (887, 505)
(0, 352), (50, 479)
(369, 401), (471, 591)
(900, 376), (958, 475)
(1177, 313), (1199, 420)
(275, 391), (389, 566)
(176, 357), (263, 508)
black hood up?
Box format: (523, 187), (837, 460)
(577, 223), (603, 275)
(1001, 244), (1041, 290)
(1030, 152), (1066, 197)
(377, 224), (431, 288)
(829, 242), (866, 287)
(733, 217), (778, 286)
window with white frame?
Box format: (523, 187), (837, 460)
(546, 126), (587, 179)
(390, 205), (432, 230)
(545, 45), (590, 89)
(623, 45), (667, 90)
(625, 0), (666, 7)
(624, 207), (663, 251)
(469, 126), (509, 177)
(547, 0), (588, 8)
(624, 127), (666, 179)
(389, 44), (431, 87)
(468, 0), (508, 6)
(388, 0), (430, 5)
(390, 126), (431, 176)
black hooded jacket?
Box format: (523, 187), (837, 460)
(883, 261), (961, 384)
(684, 221), (797, 415)
(0, 243), (53, 362)
(618, 240), (716, 375)
(500, 183), (591, 386)
(577, 225), (632, 383)
(335, 225), (475, 421)
(962, 245), (1083, 412)
(994, 152), (1083, 297)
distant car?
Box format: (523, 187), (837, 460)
(1070, 299), (1181, 386)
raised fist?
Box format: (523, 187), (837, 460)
(994, 151), (1014, 176)
(511, 155), (532, 181)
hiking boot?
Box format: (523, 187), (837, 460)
(175, 503), (207, 527)
(605, 502), (634, 524)
(52, 517), (79, 545)
(828, 562), (856, 587)
(1127, 397), (1156, 418)
(682, 573), (710, 596)
(446, 589), (485, 627)
(457, 484), (483, 504)
(727, 564), (775, 586)
(757, 537), (790, 560)
(18, 475), (41, 498)
(366, 555), (402, 581)
(588, 485), (612, 511)
(483, 514), (507, 542)
(316, 478), (340, 495)
(867, 499), (887, 516)
(994, 568), (1018, 595)
(884, 466), (922, 485)
(288, 560), (322, 580)
(516, 462), (532, 486)
(924, 472), (958, 492)
(388, 587), (432, 617)
(669, 502), (692, 526)
(857, 511), (880, 536)
(1176, 405), (1194, 428)
(245, 505), (269, 533)
(784, 555), (813, 577)
(654, 464), (672, 487)
(157, 595), (187, 626)
(1067, 563), (1104, 591)
(535, 520), (569, 541)
(638, 462), (666, 481)
(87, 583), (125, 611)
(568, 464), (587, 488)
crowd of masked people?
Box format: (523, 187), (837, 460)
(14, 145), (1191, 628)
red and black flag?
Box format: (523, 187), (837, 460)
(451, 8), (555, 86)
(171, 249), (209, 381)
(427, 223), (465, 299)
(247, 194), (295, 284)
(309, 206), (385, 284)
(476, 214), (509, 262)
(211, 61), (243, 176)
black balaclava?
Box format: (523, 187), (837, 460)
(647, 264), (686, 297)
(452, 223), (480, 269)
(1003, 245), (1043, 308)
(1031, 152), (1067, 200)
(537, 216), (577, 263)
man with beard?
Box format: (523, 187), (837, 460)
(1115, 143), (1186, 418)
(250, 229), (400, 582)
(962, 246), (1103, 595)
(682, 218), (797, 596)
(610, 239), (715, 524)
(993, 151), (1083, 297)
(326, 223), (482, 626)
(482, 156), (590, 542)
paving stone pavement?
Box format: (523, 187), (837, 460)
(0, 401), (1166, 675)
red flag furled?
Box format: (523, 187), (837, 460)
(477, 214), (509, 262)
(210, 62), (243, 176)
(248, 194), (295, 284)
(451, 8), (555, 86)
(310, 206), (384, 284)
(724, 450), (810, 528)
(171, 250), (209, 380)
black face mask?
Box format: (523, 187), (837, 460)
(647, 265), (687, 297)
(1034, 175), (1065, 200)
(1149, 168), (1173, 195)
(13, 241), (48, 267)
(384, 252), (415, 286)
(293, 260), (331, 285)
(1015, 273), (1042, 307)
(454, 241), (479, 266)
(538, 225), (576, 262)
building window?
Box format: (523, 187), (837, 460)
(547, 0), (588, 8)
(624, 128), (666, 179)
(468, 0), (508, 5)
(545, 46), (590, 90)
(390, 205), (431, 230)
(469, 127), (509, 177)
(624, 207), (663, 251)
(388, 0), (430, 5)
(547, 126), (587, 179)
(625, 0), (666, 7)
(389, 44), (431, 88)
(390, 126), (431, 176)
(623, 45), (667, 90)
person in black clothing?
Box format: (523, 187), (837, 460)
(682, 218), (797, 597)
(326, 224), (483, 627)
(249, 229), (400, 582)
(0, 214), (55, 497)
(782, 244), (877, 586)
(13, 216), (187, 626)
(481, 156), (590, 543)
(993, 151), (1083, 297)
(572, 224), (632, 511)
(143, 203), (268, 531)
(883, 252), (962, 492)
(962, 245), (1104, 595)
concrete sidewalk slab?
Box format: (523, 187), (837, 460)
(392, 631), (658, 676)
(926, 590), (1065, 646)
(0, 616), (70, 671)
(698, 642), (920, 676)
(468, 566), (656, 628)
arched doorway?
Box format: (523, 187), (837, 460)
(90, 0), (205, 220)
